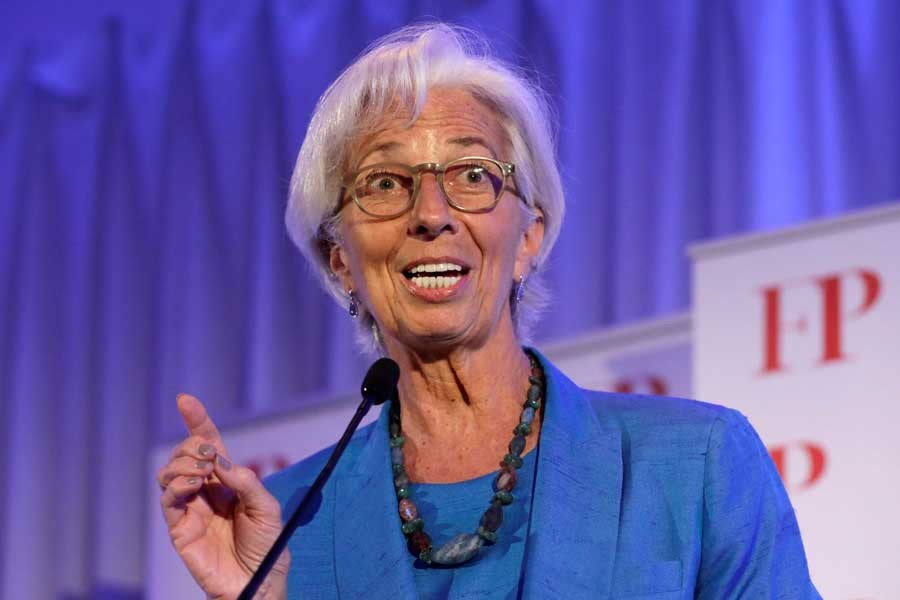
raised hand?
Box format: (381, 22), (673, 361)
(157, 394), (289, 600)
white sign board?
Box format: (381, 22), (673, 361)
(691, 201), (900, 600)
(542, 312), (691, 399)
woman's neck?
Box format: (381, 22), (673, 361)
(383, 318), (541, 483)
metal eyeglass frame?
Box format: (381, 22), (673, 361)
(339, 156), (521, 219)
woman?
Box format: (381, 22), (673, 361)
(158, 24), (820, 599)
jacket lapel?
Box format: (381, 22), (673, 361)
(520, 349), (624, 599)
(332, 406), (418, 599)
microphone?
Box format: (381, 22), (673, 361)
(360, 357), (400, 406)
(238, 358), (400, 600)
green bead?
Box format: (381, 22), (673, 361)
(401, 518), (424, 534)
(419, 549), (433, 564)
(477, 526), (498, 543)
(389, 435), (405, 448)
(514, 423), (532, 436)
(525, 397), (541, 409)
(396, 486), (410, 499)
(502, 454), (524, 468)
(392, 463), (404, 475)
(493, 491), (513, 505)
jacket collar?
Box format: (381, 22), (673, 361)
(332, 350), (623, 598)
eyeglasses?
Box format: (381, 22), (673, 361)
(340, 156), (519, 218)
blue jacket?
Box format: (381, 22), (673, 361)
(265, 350), (820, 599)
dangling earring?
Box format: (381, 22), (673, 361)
(348, 289), (359, 318)
(513, 274), (527, 309)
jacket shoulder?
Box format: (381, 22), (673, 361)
(580, 388), (750, 460)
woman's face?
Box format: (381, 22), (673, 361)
(329, 88), (544, 353)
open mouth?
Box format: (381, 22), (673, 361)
(402, 262), (471, 289)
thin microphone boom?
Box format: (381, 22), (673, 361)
(238, 358), (400, 600)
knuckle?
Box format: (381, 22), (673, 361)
(234, 465), (259, 485)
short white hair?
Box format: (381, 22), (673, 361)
(285, 22), (565, 353)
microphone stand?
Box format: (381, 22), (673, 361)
(237, 358), (399, 600)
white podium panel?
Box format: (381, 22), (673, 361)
(691, 201), (900, 600)
(542, 312), (692, 399)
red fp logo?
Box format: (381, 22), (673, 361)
(760, 268), (881, 374)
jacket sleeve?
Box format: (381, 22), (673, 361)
(695, 409), (822, 599)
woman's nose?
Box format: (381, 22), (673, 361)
(407, 174), (459, 238)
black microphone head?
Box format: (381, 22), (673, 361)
(361, 357), (400, 405)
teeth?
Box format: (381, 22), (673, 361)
(409, 262), (464, 274)
(410, 275), (462, 289)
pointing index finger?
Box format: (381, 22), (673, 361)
(176, 393), (223, 443)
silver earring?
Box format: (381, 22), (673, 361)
(513, 274), (527, 309)
(348, 290), (359, 318)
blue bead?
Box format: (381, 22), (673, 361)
(431, 533), (483, 565)
(509, 434), (526, 456)
(390, 447), (404, 465)
(521, 407), (535, 424)
(527, 385), (542, 404)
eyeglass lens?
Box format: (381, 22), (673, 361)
(352, 158), (504, 216)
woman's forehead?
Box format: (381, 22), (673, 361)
(349, 88), (510, 165)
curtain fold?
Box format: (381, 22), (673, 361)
(1, 1), (897, 597)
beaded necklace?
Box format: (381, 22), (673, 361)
(388, 353), (545, 565)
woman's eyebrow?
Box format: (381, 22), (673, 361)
(447, 136), (498, 157)
(357, 141), (405, 165)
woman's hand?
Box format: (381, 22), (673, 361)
(157, 394), (290, 600)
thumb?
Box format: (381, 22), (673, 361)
(176, 393), (224, 444)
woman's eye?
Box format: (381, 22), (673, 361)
(364, 172), (407, 193)
(376, 177), (395, 190)
(463, 167), (485, 184)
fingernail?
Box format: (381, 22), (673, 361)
(198, 444), (215, 457)
(195, 460), (211, 469)
(186, 477), (199, 485)
(216, 455), (232, 470)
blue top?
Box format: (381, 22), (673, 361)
(265, 349), (821, 599)
(411, 449), (538, 599)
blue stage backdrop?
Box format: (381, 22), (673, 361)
(1, 1), (898, 598)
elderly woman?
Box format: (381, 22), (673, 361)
(158, 24), (820, 600)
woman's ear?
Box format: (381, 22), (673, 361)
(515, 207), (545, 278)
(329, 243), (354, 292)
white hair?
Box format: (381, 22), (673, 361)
(285, 23), (565, 354)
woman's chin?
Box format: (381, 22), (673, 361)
(389, 319), (484, 354)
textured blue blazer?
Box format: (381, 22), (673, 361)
(265, 350), (821, 599)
